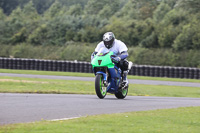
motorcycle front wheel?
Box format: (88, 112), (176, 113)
(95, 74), (107, 99)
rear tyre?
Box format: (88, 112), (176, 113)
(95, 74), (107, 99)
(115, 85), (128, 99)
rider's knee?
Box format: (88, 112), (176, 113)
(120, 59), (132, 71)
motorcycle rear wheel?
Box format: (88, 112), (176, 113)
(95, 74), (107, 99)
(115, 85), (128, 99)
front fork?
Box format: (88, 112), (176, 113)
(96, 72), (108, 87)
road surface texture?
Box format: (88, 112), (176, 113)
(1, 93), (200, 125)
(0, 73), (200, 87)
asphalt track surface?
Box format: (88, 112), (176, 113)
(0, 73), (200, 87)
(1, 93), (200, 125)
(0, 73), (200, 125)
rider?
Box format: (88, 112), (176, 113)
(91, 32), (132, 87)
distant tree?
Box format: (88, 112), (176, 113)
(0, 0), (90, 15)
(156, 9), (189, 48)
(115, 0), (159, 20)
(158, 24), (180, 48)
(32, 0), (55, 14)
(0, 1), (40, 44)
(66, 4), (82, 16)
(140, 32), (158, 48)
(79, 26), (101, 43)
(29, 14), (84, 45)
(98, 1), (120, 18)
(2, 7), (24, 44)
(27, 24), (48, 45)
(114, 0), (138, 19)
(162, 0), (177, 8)
(44, 0), (63, 19)
(175, 0), (200, 13)
(105, 17), (153, 46)
(129, 19), (153, 46)
(82, 15), (108, 28)
(0, 8), (5, 20)
(0, 0), (19, 15)
(137, 0), (158, 19)
(85, 0), (120, 18)
(22, 1), (39, 20)
(153, 2), (171, 23)
(59, 0), (89, 7)
(173, 18), (200, 50)
(0, 0), (31, 15)
(0, 8), (8, 43)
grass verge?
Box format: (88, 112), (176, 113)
(0, 76), (200, 97)
(0, 69), (200, 83)
(1, 107), (200, 133)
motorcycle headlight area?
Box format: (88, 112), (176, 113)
(94, 67), (108, 73)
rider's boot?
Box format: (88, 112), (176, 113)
(122, 70), (129, 88)
(121, 61), (132, 88)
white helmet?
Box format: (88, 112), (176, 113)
(103, 32), (115, 49)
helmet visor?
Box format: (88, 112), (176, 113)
(104, 38), (114, 49)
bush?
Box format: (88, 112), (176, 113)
(128, 47), (200, 67)
(60, 43), (95, 61)
(0, 44), (13, 57)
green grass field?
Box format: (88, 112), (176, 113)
(1, 107), (200, 133)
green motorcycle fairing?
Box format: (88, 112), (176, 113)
(91, 51), (115, 69)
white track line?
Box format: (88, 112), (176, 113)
(49, 117), (80, 122)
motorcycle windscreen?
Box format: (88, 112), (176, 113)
(96, 47), (109, 56)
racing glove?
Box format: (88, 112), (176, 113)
(111, 56), (121, 63)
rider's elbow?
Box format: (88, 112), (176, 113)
(119, 51), (128, 59)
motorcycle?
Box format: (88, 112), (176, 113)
(91, 48), (128, 99)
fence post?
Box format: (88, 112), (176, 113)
(77, 61), (82, 72)
(60, 61), (65, 72)
(88, 62), (93, 73)
(129, 65), (135, 75)
(65, 61), (69, 72)
(179, 67), (184, 78)
(8, 58), (12, 69)
(134, 65), (139, 76)
(159, 67), (164, 77)
(183, 67), (189, 79)
(52, 60), (57, 71)
(189, 68), (194, 79)
(0, 57), (3, 68)
(196, 69), (200, 79)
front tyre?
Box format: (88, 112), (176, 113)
(95, 74), (107, 99)
(115, 85), (128, 99)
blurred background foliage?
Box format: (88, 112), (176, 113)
(0, 0), (200, 67)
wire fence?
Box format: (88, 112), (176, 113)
(0, 57), (199, 79)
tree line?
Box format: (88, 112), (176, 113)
(0, 0), (200, 51)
